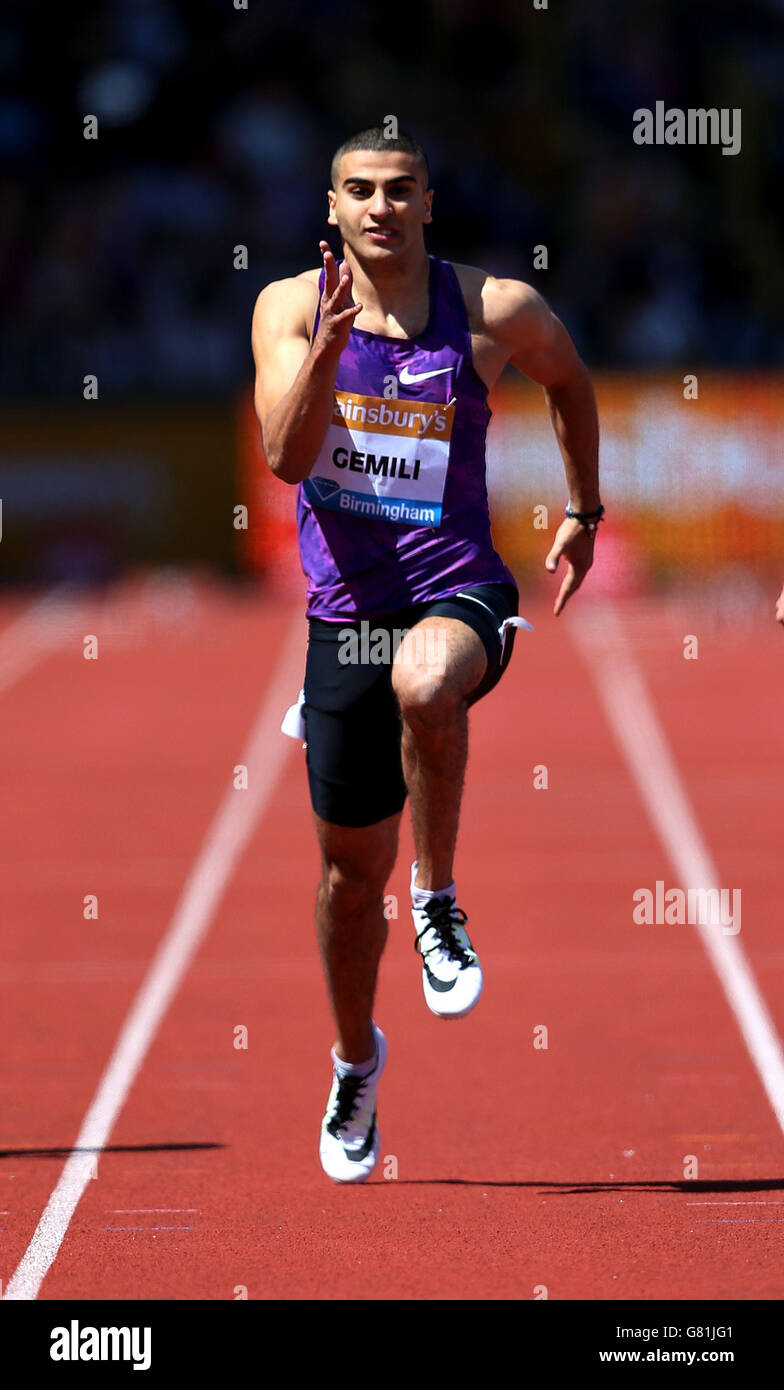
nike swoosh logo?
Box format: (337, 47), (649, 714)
(454, 591), (501, 622)
(398, 365), (452, 385)
(344, 1114), (377, 1162)
(423, 961), (458, 993)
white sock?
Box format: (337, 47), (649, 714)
(331, 1025), (379, 1079)
(410, 859), (456, 909)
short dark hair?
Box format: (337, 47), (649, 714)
(330, 126), (430, 189)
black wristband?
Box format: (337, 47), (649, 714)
(565, 501), (605, 532)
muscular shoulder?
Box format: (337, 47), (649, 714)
(451, 262), (552, 348)
(252, 269), (321, 340)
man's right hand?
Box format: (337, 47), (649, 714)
(314, 241), (363, 357)
(252, 248), (362, 484)
(776, 584), (784, 627)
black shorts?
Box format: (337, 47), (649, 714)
(303, 582), (520, 828)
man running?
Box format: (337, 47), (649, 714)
(251, 127), (601, 1182)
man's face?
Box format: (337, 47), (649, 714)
(327, 150), (433, 260)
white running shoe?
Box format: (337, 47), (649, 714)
(319, 1023), (387, 1183)
(412, 879), (483, 1019)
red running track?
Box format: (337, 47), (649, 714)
(1, 573), (783, 1301)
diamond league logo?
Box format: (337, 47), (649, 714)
(310, 477), (341, 501)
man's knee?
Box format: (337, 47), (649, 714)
(393, 666), (463, 730)
(317, 819), (398, 911)
(320, 859), (384, 909)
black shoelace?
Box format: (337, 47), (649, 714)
(414, 896), (474, 968)
(327, 1054), (376, 1137)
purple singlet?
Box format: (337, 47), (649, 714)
(297, 255), (516, 619)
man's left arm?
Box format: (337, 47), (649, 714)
(484, 279), (601, 616)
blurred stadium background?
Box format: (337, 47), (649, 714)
(2, 0), (782, 603)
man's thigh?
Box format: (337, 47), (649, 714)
(303, 617), (408, 829)
(302, 583), (519, 824)
(392, 615), (487, 705)
(393, 582), (520, 707)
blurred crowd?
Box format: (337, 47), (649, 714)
(2, 0), (783, 399)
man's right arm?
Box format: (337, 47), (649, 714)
(251, 246), (362, 485)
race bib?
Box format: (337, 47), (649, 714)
(304, 389), (455, 527)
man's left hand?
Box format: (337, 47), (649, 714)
(545, 518), (596, 616)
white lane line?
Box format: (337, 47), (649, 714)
(569, 601), (784, 1137)
(2, 615), (305, 1300)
